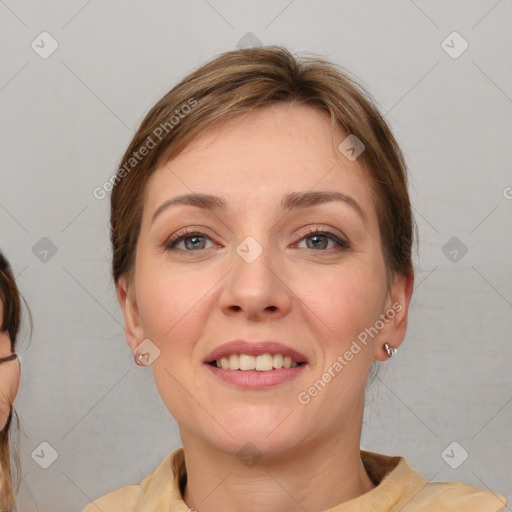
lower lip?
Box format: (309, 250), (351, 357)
(205, 363), (307, 388)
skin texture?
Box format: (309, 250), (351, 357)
(118, 103), (413, 512)
(0, 303), (19, 431)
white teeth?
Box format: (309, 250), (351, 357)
(229, 354), (240, 370)
(239, 354), (256, 370)
(256, 354), (273, 371)
(212, 353), (303, 371)
(273, 354), (283, 369)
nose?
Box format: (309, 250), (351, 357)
(219, 238), (293, 322)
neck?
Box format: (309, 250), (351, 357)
(181, 427), (375, 512)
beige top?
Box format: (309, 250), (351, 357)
(83, 448), (507, 511)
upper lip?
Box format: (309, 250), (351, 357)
(204, 340), (308, 364)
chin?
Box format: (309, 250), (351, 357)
(206, 421), (304, 462)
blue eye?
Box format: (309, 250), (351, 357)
(165, 230), (213, 251)
(297, 229), (350, 251)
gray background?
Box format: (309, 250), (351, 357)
(1, 0), (511, 510)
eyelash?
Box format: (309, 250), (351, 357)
(164, 227), (350, 252)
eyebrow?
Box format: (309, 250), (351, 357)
(151, 191), (367, 224)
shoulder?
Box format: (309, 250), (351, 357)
(82, 484), (140, 512)
(411, 480), (507, 511)
(359, 450), (507, 512)
(82, 449), (182, 512)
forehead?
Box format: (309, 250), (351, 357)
(144, 103), (375, 219)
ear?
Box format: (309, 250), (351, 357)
(373, 272), (414, 361)
(116, 276), (145, 353)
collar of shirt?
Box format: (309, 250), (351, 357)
(84, 447), (507, 512)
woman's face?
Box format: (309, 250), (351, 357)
(119, 103), (411, 457)
(0, 302), (20, 430)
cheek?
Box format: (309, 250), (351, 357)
(298, 261), (386, 345)
(135, 267), (207, 422)
(135, 263), (214, 355)
(295, 269), (382, 415)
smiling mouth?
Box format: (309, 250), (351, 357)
(207, 353), (306, 372)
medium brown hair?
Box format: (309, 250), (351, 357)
(110, 46), (414, 286)
(0, 252), (22, 512)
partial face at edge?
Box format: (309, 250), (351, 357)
(0, 302), (20, 431)
(119, 103), (411, 457)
